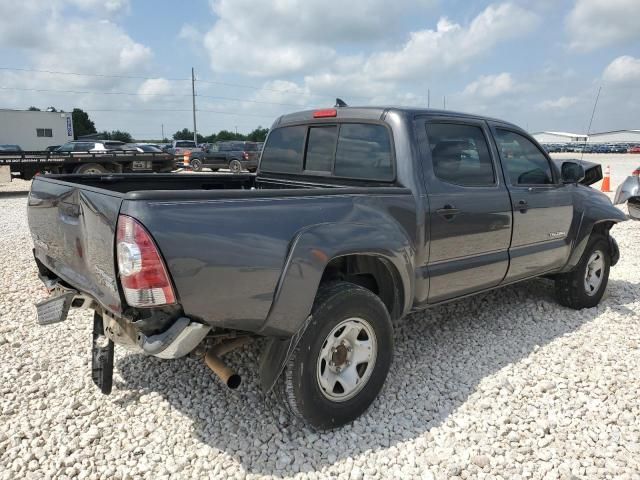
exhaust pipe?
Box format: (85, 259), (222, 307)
(204, 337), (251, 389)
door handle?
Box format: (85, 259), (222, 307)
(517, 199), (528, 213)
(436, 204), (460, 220)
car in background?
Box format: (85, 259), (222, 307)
(614, 166), (640, 219)
(55, 141), (126, 153)
(610, 145), (628, 153)
(190, 141), (260, 173)
(45, 145), (60, 152)
(123, 144), (163, 153)
(0, 144), (22, 152)
(628, 146), (640, 154)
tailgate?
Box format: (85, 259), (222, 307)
(27, 177), (124, 313)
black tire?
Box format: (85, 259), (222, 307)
(74, 163), (108, 174)
(276, 281), (393, 430)
(229, 159), (242, 173)
(555, 234), (610, 309)
(191, 158), (203, 172)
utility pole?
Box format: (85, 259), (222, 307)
(161, 123), (164, 141)
(443, 96), (446, 109)
(191, 67), (197, 144)
(427, 89), (430, 108)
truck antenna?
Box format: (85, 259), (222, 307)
(335, 98), (348, 107)
(581, 85), (601, 163)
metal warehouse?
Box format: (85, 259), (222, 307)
(531, 131), (588, 143)
(0, 109), (74, 150)
(586, 130), (640, 144)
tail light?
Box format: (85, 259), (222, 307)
(242, 151), (249, 160)
(632, 168), (639, 177)
(116, 215), (176, 307)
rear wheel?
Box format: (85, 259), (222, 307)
(555, 234), (610, 309)
(276, 282), (393, 430)
(229, 159), (242, 173)
(74, 163), (108, 174)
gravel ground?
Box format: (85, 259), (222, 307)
(1, 190), (639, 480)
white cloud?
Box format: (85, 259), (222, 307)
(603, 56), (640, 84)
(198, 2), (539, 82)
(137, 78), (172, 101)
(538, 96), (579, 110)
(200, 0), (517, 78)
(363, 4), (539, 81)
(462, 73), (519, 98)
(566, 0), (640, 51)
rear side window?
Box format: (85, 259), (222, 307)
(305, 126), (337, 172)
(494, 129), (554, 185)
(335, 124), (393, 180)
(426, 123), (495, 186)
(261, 123), (393, 181)
(175, 141), (195, 148)
(260, 125), (306, 173)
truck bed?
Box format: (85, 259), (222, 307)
(28, 173), (414, 336)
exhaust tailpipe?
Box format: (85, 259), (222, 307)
(204, 337), (251, 389)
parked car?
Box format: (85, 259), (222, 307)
(45, 145), (61, 152)
(190, 141), (260, 172)
(628, 146), (640, 154)
(56, 141), (126, 153)
(28, 106), (628, 430)
(614, 166), (640, 207)
(0, 144), (22, 152)
(123, 144), (163, 153)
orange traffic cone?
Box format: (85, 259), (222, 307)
(183, 151), (191, 169)
(601, 165), (611, 192)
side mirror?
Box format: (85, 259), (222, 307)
(561, 161), (585, 184)
(628, 196), (640, 220)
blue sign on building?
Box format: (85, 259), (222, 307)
(66, 116), (73, 137)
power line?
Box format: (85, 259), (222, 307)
(0, 85), (315, 107)
(0, 65), (370, 102)
(0, 66), (190, 82)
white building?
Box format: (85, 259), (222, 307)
(0, 109), (74, 150)
(586, 130), (640, 144)
(531, 131), (588, 144)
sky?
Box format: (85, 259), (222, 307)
(0, 0), (638, 139)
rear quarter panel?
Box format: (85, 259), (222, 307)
(120, 190), (416, 334)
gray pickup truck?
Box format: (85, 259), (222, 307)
(28, 106), (628, 429)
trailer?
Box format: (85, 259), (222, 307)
(0, 150), (176, 181)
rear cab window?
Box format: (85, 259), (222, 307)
(260, 122), (394, 181)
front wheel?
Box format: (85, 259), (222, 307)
(276, 282), (393, 430)
(555, 234), (611, 309)
(191, 158), (203, 172)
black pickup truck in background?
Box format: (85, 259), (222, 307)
(28, 106), (629, 429)
(190, 141), (261, 172)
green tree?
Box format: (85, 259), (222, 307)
(247, 126), (269, 142)
(109, 130), (133, 143)
(72, 108), (96, 139)
(172, 128), (203, 143)
(28, 106), (41, 111)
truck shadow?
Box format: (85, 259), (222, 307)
(115, 277), (638, 476)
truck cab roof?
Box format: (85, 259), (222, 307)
(274, 106), (522, 131)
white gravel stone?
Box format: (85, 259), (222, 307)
(1, 190), (639, 479)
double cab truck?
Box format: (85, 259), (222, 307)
(28, 106), (627, 429)
(189, 141), (261, 173)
